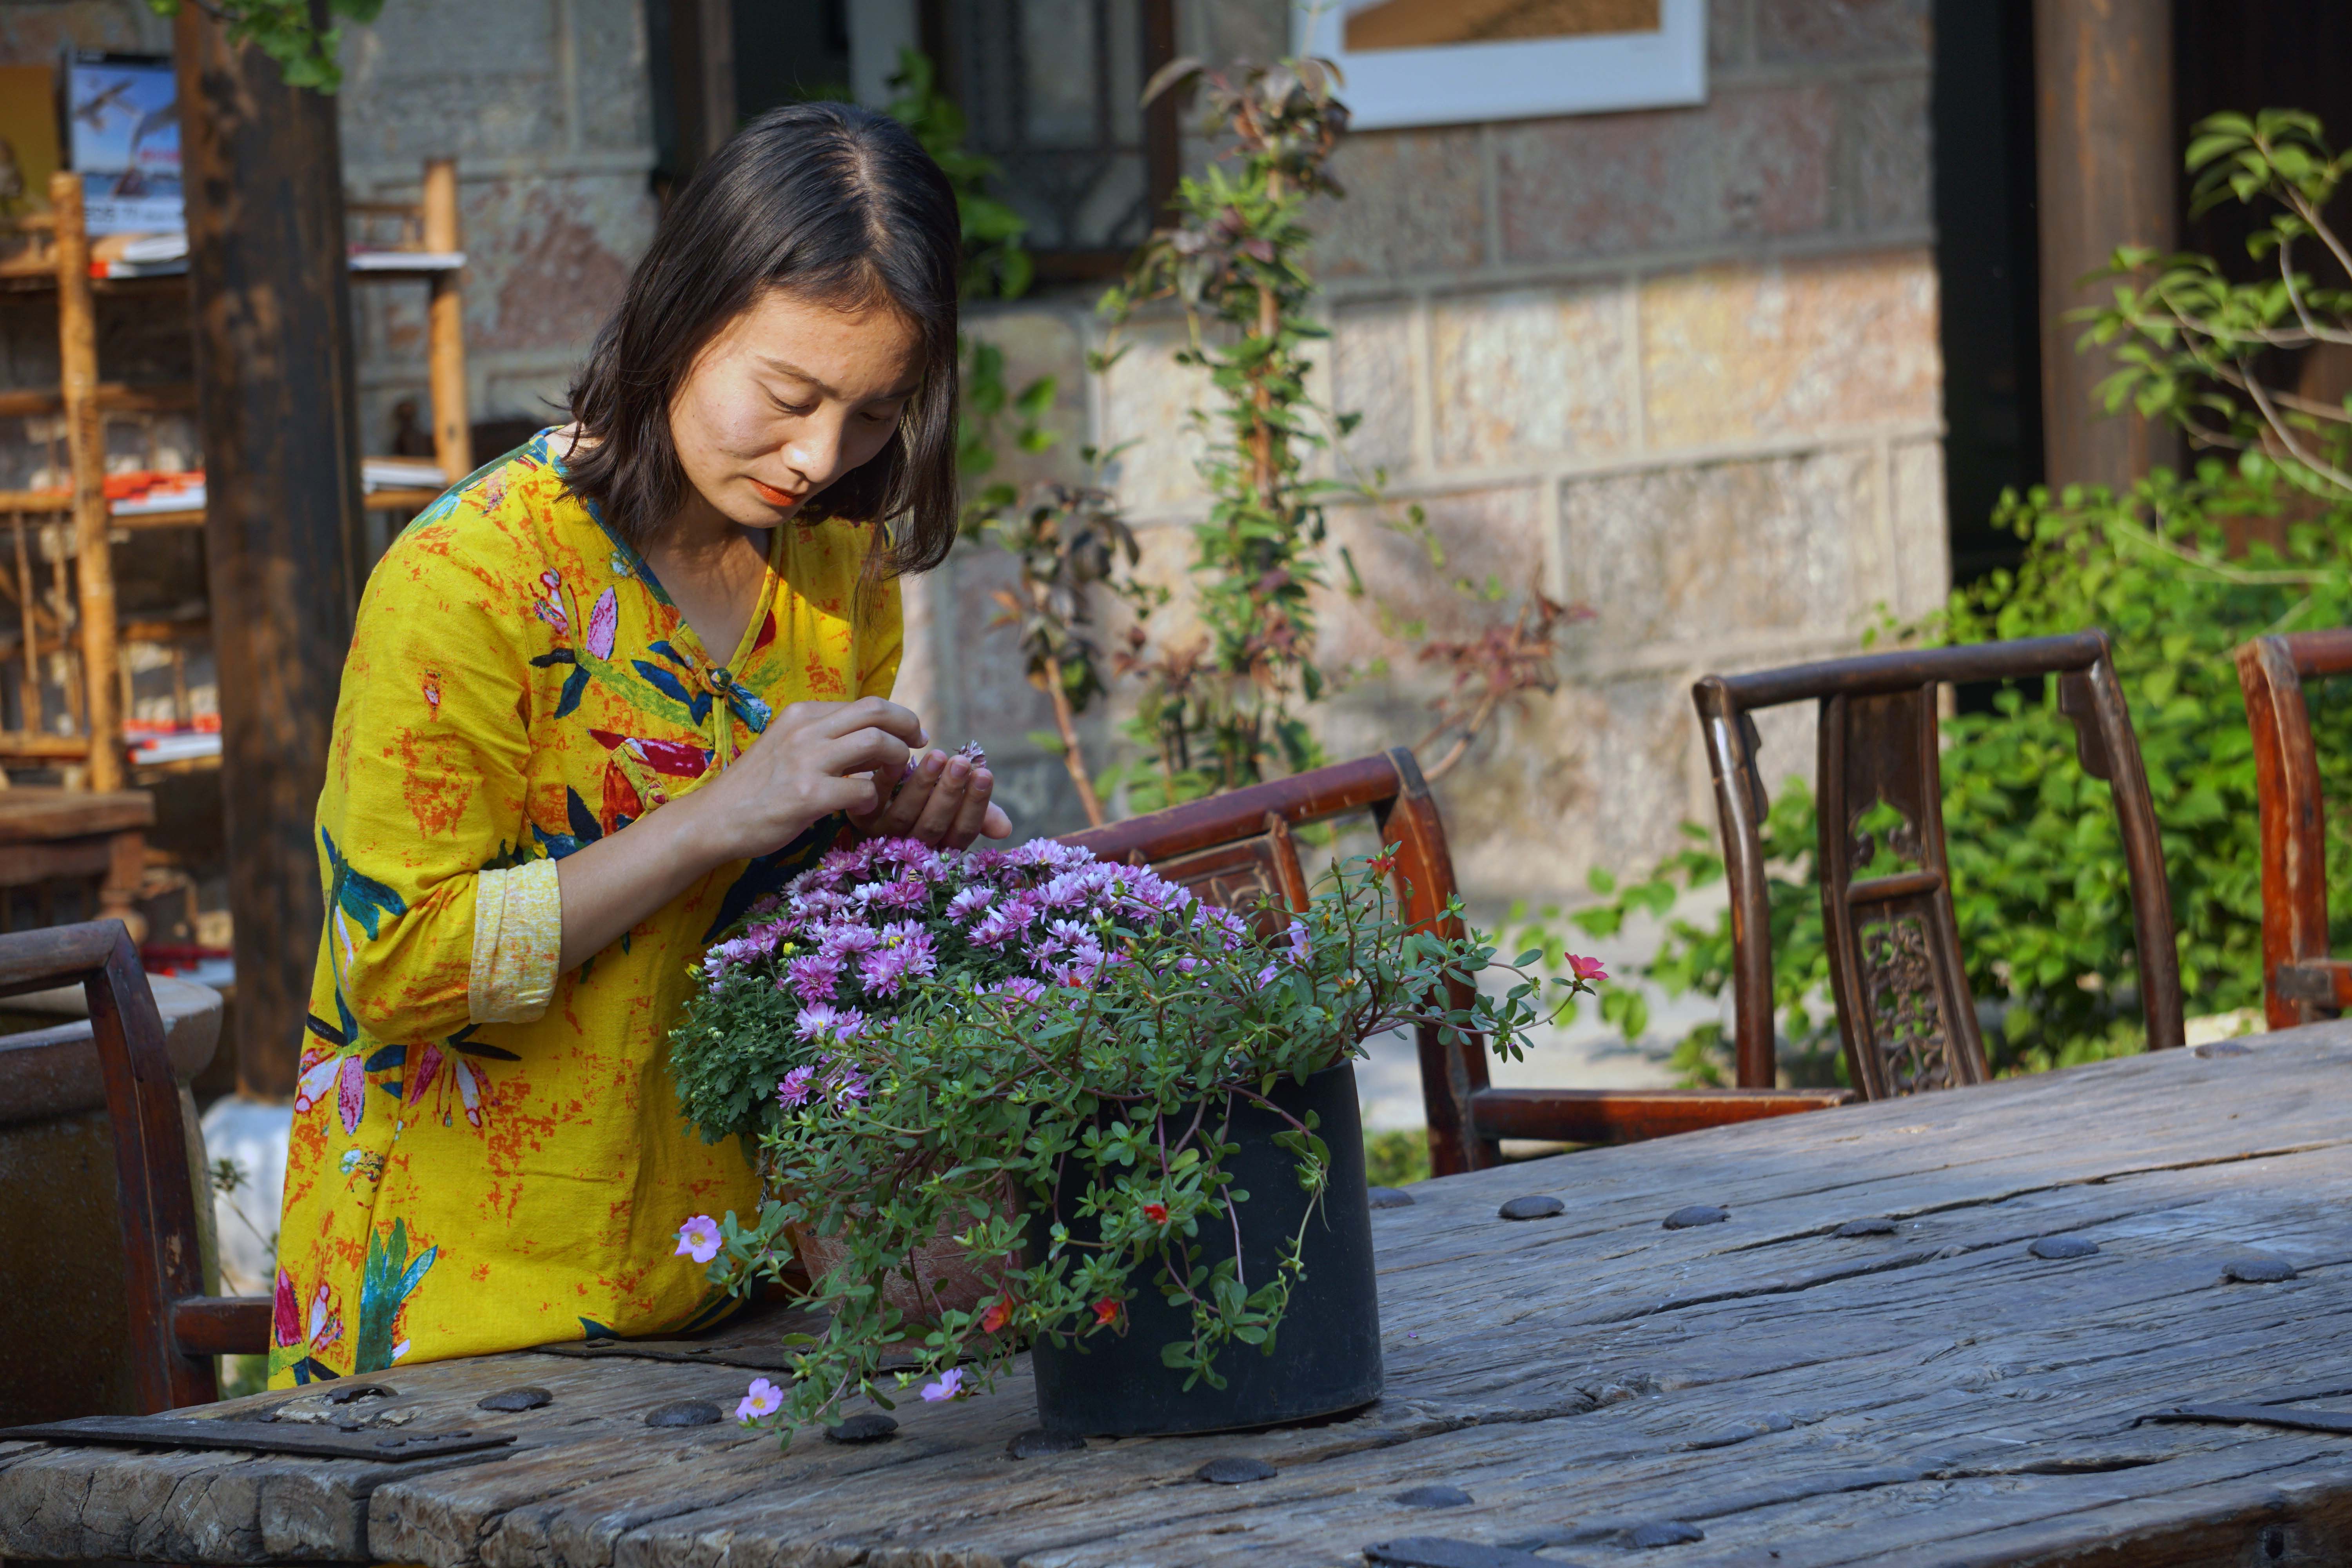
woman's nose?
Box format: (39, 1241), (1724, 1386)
(784, 416), (848, 488)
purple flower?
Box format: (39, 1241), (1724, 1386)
(1255, 963), (1283, 991)
(795, 1003), (867, 1042)
(675, 1214), (722, 1263)
(946, 885), (995, 922)
(920, 1367), (966, 1402)
(783, 951), (844, 1005)
(1285, 919), (1312, 965)
(878, 838), (941, 876)
(736, 1377), (784, 1422)
(984, 976), (1047, 1006)
(777, 1065), (818, 1108)
(860, 922), (937, 997)
(969, 902), (1032, 949)
(701, 932), (766, 983)
(822, 1056), (870, 1106)
(819, 922), (881, 960)
(1194, 905), (1249, 950)
(864, 877), (929, 913)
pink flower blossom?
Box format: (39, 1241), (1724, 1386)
(946, 885), (995, 921)
(795, 1003), (867, 1042)
(864, 877), (929, 913)
(1568, 953), (1608, 983)
(969, 903), (1031, 948)
(858, 921), (937, 997)
(736, 1377), (784, 1422)
(337, 1054), (366, 1135)
(920, 1367), (967, 1402)
(585, 586), (618, 661)
(675, 1215), (722, 1264)
(777, 1065), (818, 1107)
(820, 922), (882, 960)
(784, 951), (844, 1005)
(822, 1056), (871, 1107)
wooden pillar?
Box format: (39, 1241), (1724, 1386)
(668, 0), (736, 175)
(421, 158), (471, 481)
(2034, 0), (2178, 492)
(50, 174), (122, 794)
(176, 4), (363, 1100)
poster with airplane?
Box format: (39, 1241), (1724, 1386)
(65, 52), (180, 235)
(1293, 0), (1705, 129)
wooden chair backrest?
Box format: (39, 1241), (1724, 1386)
(1693, 631), (2183, 1099)
(2234, 628), (2352, 1027)
(1055, 747), (1495, 1173)
(0, 921), (265, 1410)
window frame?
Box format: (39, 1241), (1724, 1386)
(918, 0), (1181, 286)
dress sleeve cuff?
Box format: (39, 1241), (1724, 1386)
(469, 858), (563, 1024)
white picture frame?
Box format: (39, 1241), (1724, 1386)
(1292, 0), (1708, 131)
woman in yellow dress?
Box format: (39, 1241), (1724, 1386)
(269, 103), (1008, 1384)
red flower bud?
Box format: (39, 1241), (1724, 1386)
(1093, 1297), (1121, 1327)
(1143, 1201), (1169, 1225)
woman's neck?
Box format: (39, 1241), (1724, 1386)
(645, 493), (771, 664)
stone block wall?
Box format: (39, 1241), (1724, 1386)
(337, 0), (658, 470)
(910, 0), (1947, 911)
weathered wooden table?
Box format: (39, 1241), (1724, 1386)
(9, 1023), (2352, 1567)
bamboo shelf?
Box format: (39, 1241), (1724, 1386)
(0, 161), (474, 786)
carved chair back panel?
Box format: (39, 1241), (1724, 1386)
(1815, 686), (1989, 1099)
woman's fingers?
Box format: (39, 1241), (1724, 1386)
(909, 757), (978, 845)
(979, 802), (1013, 839)
(865, 749), (945, 836)
(823, 725), (913, 788)
(810, 696), (926, 747)
(940, 764), (996, 851)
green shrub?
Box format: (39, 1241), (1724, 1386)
(1363, 1127), (1432, 1188)
(1544, 460), (2352, 1083)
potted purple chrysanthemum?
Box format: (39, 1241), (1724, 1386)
(667, 833), (1576, 1442)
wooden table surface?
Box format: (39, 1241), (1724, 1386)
(9, 1024), (2352, 1567)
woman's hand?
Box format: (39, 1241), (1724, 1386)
(553, 697), (926, 970)
(848, 746), (1013, 850)
(684, 697), (930, 862)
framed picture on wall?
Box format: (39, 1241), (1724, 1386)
(62, 51), (181, 235)
(1292, 0), (1707, 130)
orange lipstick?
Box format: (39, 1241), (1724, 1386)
(749, 478), (804, 509)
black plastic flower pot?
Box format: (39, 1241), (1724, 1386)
(1027, 1060), (1383, 1437)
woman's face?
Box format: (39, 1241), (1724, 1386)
(668, 287), (925, 529)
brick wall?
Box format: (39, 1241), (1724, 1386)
(915, 0), (1946, 908)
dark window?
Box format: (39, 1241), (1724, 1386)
(924, 0), (1179, 280)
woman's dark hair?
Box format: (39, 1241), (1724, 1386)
(565, 102), (961, 575)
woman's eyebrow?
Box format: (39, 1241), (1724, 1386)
(756, 357), (920, 402)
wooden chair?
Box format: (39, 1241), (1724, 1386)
(1695, 630), (2185, 1099)
(1057, 749), (1847, 1176)
(0, 921), (266, 1411)
(2234, 628), (2352, 1028)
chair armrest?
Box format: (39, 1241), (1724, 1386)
(1470, 1087), (1853, 1146)
(2273, 960), (2352, 1010)
(172, 1295), (272, 1356)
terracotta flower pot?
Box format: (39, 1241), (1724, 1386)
(769, 1171), (1021, 1327)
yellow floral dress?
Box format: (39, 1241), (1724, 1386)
(269, 430), (900, 1385)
